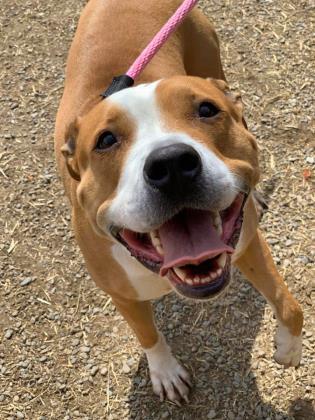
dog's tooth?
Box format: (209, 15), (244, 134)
(210, 271), (217, 280)
(185, 278), (193, 285)
(156, 245), (164, 255)
(216, 268), (223, 277)
(202, 276), (210, 284)
(217, 252), (227, 268)
(193, 275), (200, 284)
(152, 237), (160, 247)
(213, 212), (221, 227)
(174, 267), (186, 280)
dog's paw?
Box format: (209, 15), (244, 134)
(274, 324), (302, 367)
(144, 333), (192, 405)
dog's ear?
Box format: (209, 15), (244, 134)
(61, 120), (81, 181)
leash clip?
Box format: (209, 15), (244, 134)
(100, 75), (134, 99)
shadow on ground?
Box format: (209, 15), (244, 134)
(126, 270), (312, 419)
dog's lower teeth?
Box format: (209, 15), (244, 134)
(193, 275), (200, 284)
(217, 268), (223, 276)
(186, 278), (193, 285)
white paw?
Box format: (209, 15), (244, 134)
(274, 324), (302, 367)
(144, 333), (192, 405)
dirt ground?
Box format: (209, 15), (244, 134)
(0, 0), (314, 419)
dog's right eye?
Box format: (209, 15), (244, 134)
(95, 131), (118, 151)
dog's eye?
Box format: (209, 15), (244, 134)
(198, 102), (220, 118)
(95, 131), (117, 151)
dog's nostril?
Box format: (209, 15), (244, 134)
(178, 152), (200, 174)
(147, 162), (168, 182)
(143, 143), (202, 193)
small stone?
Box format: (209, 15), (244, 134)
(90, 366), (99, 376)
(72, 338), (80, 346)
(5, 329), (14, 339)
(207, 409), (217, 419)
(161, 411), (169, 419)
(16, 412), (24, 419)
(79, 346), (90, 353)
(306, 156), (314, 164)
(100, 367), (108, 376)
(20, 277), (33, 286)
(122, 362), (131, 374)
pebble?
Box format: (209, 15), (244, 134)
(16, 412), (24, 419)
(207, 409), (217, 419)
(4, 329), (14, 339)
(122, 362), (131, 374)
(90, 366), (99, 376)
(20, 277), (33, 286)
(100, 367), (108, 376)
(79, 346), (90, 353)
(72, 338), (80, 346)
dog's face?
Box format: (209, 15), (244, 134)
(62, 76), (259, 299)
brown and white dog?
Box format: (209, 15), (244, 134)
(55, 0), (303, 404)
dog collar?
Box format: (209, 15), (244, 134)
(101, 0), (199, 98)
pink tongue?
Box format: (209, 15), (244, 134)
(159, 209), (234, 276)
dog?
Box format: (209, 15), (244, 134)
(55, 0), (303, 404)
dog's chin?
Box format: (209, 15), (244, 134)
(109, 192), (246, 300)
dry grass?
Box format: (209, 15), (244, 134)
(0, 0), (314, 418)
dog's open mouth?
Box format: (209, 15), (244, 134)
(111, 193), (246, 299)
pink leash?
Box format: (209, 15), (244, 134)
(101, 0), (199, 98)
(127, 0), (199, 80)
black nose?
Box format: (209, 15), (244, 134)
(143, 143), (202, 195)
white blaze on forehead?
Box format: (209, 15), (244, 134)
(109, 81), (163, 137)
(106, 81), (237, 232)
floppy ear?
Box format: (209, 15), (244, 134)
(61, 120), (81, 181)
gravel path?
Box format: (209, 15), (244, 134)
(0, 0), (314, 419)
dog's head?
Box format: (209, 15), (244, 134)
(62, 76), (259, 299)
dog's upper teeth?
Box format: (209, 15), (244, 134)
(217, 252), (227, 268)
(150, 231), (164, 255)
(213, 211), (223, 235)
(174, 267), (186, 280)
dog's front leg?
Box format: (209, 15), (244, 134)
(234, 229), (303, 367)
(112, 297), (191, 404)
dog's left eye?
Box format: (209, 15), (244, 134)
(198, 102), (220, 118)
(95, 131), (118, 151)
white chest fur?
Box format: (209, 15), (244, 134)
(111, 244), (172, 301)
